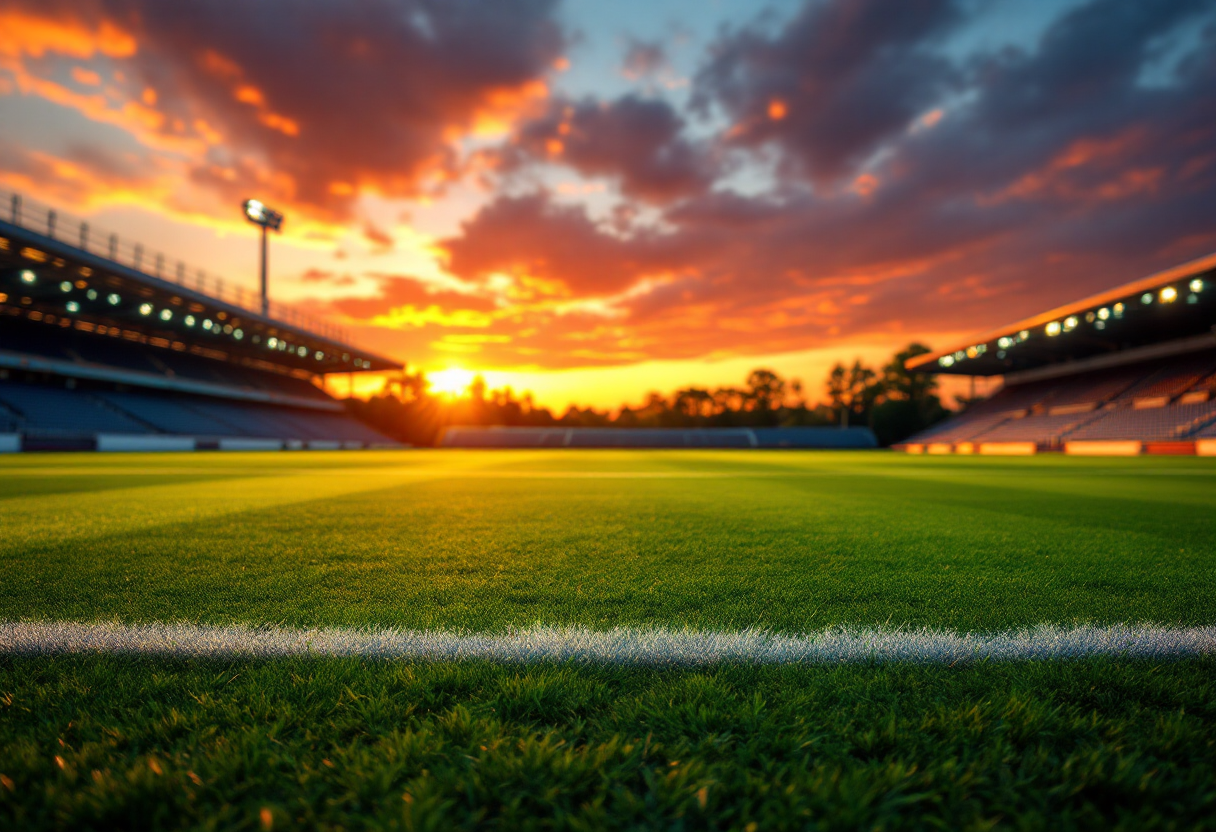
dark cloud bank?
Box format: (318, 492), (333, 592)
(4, 0), (1215, 365)
(449, 0), (1216, 358)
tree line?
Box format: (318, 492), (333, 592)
(345, 343), (948, 447)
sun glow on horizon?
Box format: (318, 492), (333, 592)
(428, 367), (477, 397)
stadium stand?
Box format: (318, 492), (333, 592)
(0, 189), (399, 451)
(900, 251), (1216, 455)
(1066, 400), (1216, 442)
(969, 411), (1103, 443)
(0, 382), (149, 435)
(440, 426), (878, 449)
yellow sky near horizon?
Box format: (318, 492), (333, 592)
(322, 340), (1002, 413)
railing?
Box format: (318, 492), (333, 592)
(2, 188), (352, 345)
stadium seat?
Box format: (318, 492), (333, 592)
(0, 382), (150, 436)
(905, 351), (1216, 449)
(1066, 401), (1216, 441)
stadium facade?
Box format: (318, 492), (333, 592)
(0, 191), (398, 451)
(901, 252), (1216, 456)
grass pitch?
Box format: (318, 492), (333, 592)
(1, 450), (1214, 829)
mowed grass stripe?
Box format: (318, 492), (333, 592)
(3, 621), (1214, 664)
(1, 451), (1212, 632)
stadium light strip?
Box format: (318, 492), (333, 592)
(1, 621), (1213, 664)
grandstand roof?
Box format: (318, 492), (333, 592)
(0, 192), (398, 375)
(907, 252), (1216, 376)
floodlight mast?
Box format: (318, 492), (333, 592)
(242, 199), (284, 316)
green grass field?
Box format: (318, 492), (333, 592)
(1, 450), (1214, 829)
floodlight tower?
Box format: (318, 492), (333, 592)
(242, 199), (284, 316)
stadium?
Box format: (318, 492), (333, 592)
(1, 202), (1212, 827)
(0, 191), (397, 452)
(900, 253), (1216, 456)
(2, 0), (1214, 827)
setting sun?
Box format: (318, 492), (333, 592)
(428, 367), (477, 397)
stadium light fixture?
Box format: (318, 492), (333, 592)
(1045, 321), (1061, 336)
(1113, 303), (1124, 317)
(19, 270), (35, 284)
(107, 293), (120, 305)
(242, 198), (284, 317)
(59, 281), (71, 292)
(65, 301), (79, 313)
(1141, 292), (1153, 304)
(1190, 278), (1204, 293)
(1159, 286), (1177, 303)
(139, 303), (153, 315)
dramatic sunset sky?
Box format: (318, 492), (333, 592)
(1, 0), (1213, 408)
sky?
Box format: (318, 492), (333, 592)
(0, 0), (1213, 410)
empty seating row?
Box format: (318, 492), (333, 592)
(1043, 364), (1143, 409)
(0, 379), (393, 445)
(963, 378), (1061, 416)
(905, 412), (1013, 444)
(97, 391), (242, 436)
(1116, 353), (1216, 401)
(1067, 401), (1216, 441)
(969, 411), (1103, 443)
(0, 382), (148, 435)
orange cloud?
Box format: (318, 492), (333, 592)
(0, 11), (136, 60)
(70, 66), (101, 86)
(370, 305), (495, 330)
(988, 128), (1156, 205)
(0, 2), (566, 222)
(852, 173), (879, 196)
(469, 79), (549, 138)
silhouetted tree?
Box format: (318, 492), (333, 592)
(345, 344), (950, 446)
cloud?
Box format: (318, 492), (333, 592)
(418, 0), (1216, 372)
(0, 139), (175, 209)
(4, 0), (1214, 381)
(362, 222), (394, 253)
(498, 94), (718, 203)
(438, 191), (708, 295)
(621, 39), (668, 82)
(299, 268), (355, 287)
(329, 274), (496, 323)
(0, 0), (566, 219)
(693, 0), (964, 187)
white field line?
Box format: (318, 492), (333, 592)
(1, 622), (1214, 665)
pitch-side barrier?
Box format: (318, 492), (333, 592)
(900, 439), (1216, 456)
